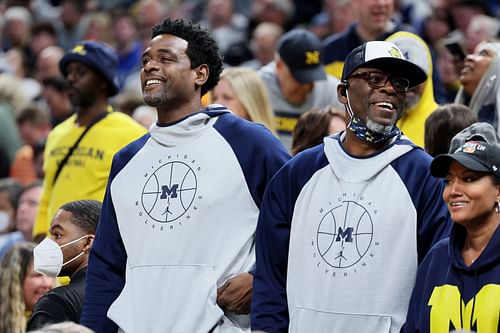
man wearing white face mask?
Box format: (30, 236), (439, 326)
(28, 200), (101, 330)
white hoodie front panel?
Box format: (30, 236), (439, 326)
(107, 113), (259, 332)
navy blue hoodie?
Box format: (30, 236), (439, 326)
(403, 223), (500, 333)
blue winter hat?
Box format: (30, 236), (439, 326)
(59, 40), (120, 96)
(341, 41), (427, 88)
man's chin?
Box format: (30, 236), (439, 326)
(366, 119), (395, 134)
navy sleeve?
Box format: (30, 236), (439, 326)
(251, 145), (328, 332)
(213, 113), (291, 207)
(392, 148), (452, 263)
(80, 134), (149, 333)
(402, 239), (449, 333)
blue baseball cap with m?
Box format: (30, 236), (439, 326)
(59, 40), (120, 96)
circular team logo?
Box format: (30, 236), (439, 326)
(141, 161), (197, 223)
(316, 201), (373, 268)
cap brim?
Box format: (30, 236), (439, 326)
(362, 58), (427, 87)
(291, 67), (327, 83)
(430, 153), (492, 178)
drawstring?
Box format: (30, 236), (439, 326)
(470, 271), (478, 330)
(459, 273), (464, 329)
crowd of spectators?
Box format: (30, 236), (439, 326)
(0, 0), (499, 332)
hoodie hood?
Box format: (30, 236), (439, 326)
(149, 104), (229, 147)
(449, 223), (500, 272)
(324, 132), (414, 182)
(386, 31), (439, 147)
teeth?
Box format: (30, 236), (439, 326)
(450, 202), (466, 207)
(375, 102), (394, 110)
(146, 79), (161, 86)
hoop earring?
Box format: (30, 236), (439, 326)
(496, 201), (500, 213)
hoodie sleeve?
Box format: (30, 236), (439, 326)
(392, 148), (452, 262)
(251, 146), (329, 332)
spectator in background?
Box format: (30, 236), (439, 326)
(0, 74), (25, 170)
(0, 180), (43, 258)
(248, 0), (295, 39)
(424, 103), (478, 157)
(386, 31), (439, 147)
(15, 181), (43, 243)
(199, 0), (249, 55)
(404, 122), (500, 333)
(35, 46), (64, 81)
(2, 6), (33, 60)
(28, 200), (101, 330)
(32, 41), (146, 241)
(291, 105), (345, 155)
(322, 0), (411, 80)
(131, 105), (156, 128)
(40, 76), (73, 126)
(111, 10), (143, 90)
(241, 22), (283, 70)
(55, 0), (88, 51)
(213, 66), (277, 134)
(259, 28), (342, 150)
(464, 14), (500, 54)
(0, 178), (22, 259)
(30, 22), (58, 59)
(0, 242), (54, 333)
(10, 105), (52, 185)
(309, 0), (354, 40)
(454, 42), (500, 134)
(450, 0), (492, 40)
(81, 11), (113, 45)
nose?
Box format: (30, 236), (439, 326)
(143, 58), (159, 73)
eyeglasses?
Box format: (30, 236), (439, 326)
(347, 71), (410, 92)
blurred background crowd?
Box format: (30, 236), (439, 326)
(0, 0), (499, 331)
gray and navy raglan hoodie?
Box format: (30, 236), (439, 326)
(252, 132), (451, 333)
(80, 105), (290, 333)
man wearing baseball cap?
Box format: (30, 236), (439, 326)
(252, 41), (451, 333)
(33, 41), (146, 240)
(258, 28), (343, 151)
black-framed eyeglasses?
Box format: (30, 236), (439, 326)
(347, 71), (410, 92)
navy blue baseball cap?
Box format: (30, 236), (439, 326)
(59, 40), (120, 96)
(277, 28), (327, 83)
(341, 41), (427, 88)
(431, 122), (500, 181)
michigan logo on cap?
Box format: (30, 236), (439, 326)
(388, 47), (402, 58)
(71, 44), (87, 56)
(305, 50), (320, 65)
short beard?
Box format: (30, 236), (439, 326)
(366, 118), (394, 134)
(143, 91), (168, 107)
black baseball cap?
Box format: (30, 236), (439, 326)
(277, 28), (327, 83)
(430, 122), (500, 181)
(341, 41), (427, 88)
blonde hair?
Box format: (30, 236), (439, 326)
(0, 242), (36, 333)
(220, 67), (277, 134)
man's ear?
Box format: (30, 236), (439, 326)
(84, 235), (95, 252)
(194, 64), (209, 87)
(337, 82), (348, 104)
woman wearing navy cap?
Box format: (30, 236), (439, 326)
(403, 122), (500, 333)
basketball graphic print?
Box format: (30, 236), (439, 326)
(141, 161), (197, 223)
(316, 201), (373, 268)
